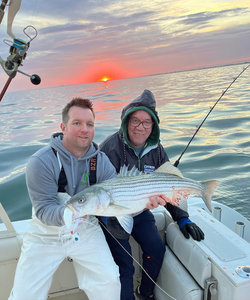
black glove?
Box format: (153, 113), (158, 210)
(177, 217), (205, 241)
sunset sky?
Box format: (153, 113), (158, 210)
(0, 0), (249, 92)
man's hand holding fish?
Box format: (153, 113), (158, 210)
(146, 195), (168, 209)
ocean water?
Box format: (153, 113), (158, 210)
(0, 64), (249, 222)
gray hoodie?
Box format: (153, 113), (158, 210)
(26, 133), (116, 226)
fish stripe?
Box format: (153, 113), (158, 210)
(101, 174), (204, 205)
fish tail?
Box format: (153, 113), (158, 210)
(202, 180), (220, 212)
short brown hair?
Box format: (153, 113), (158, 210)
(62, 97), (95, 124)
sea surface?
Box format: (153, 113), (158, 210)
(0, 64), (249, 223)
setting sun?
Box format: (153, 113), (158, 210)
(78, 61), (134, 85)
(100, 76), (112, 82)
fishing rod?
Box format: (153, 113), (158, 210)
(0, 0), (41, 102)
(174, 63), (250, 167)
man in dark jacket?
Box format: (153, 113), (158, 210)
(99, 90), (204, 300)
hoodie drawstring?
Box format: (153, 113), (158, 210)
(57, 152), (62, 170)
(70, 156), (76, 189)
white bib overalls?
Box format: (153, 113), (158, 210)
(9, 161), (121, 300)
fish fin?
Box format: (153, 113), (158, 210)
(155, 161), (184, 178)
(117, 215), (134, 234)
(202, 180), (220, 212)
(118, 165), (143, 177)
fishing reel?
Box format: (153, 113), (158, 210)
(0, 25), (41, 84)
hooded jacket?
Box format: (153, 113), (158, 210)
(100, 90), (168, 173)
(26, 132), (116, 226)
(100, 89), (188, 221)
(100, 90), (167, 172)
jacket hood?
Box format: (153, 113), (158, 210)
(49, 132), (99, 189)
(120, 90), (160, 146)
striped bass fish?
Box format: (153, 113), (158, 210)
(65, 161), (219, 233)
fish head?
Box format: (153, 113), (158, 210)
(65, 186), (111, 217)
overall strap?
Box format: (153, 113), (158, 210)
(52, 148), (97, 190)
(51, 147), (67, 192)
(89, 155), (97, 186)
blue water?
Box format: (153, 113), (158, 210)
(0, 64), (249, 222)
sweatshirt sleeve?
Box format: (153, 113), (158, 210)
(26, 156), (65, 226)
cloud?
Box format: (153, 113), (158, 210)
(39, 23), (93, 35)
(179, 7), (250, 26)
(1, 0), (250, 92)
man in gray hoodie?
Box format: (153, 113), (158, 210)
(8, 98), (121, 300)
(100, 90), (204, 300)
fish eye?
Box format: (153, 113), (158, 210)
(78, 198), (86, 204)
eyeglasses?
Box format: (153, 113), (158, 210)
(129, 117), (153, 129)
